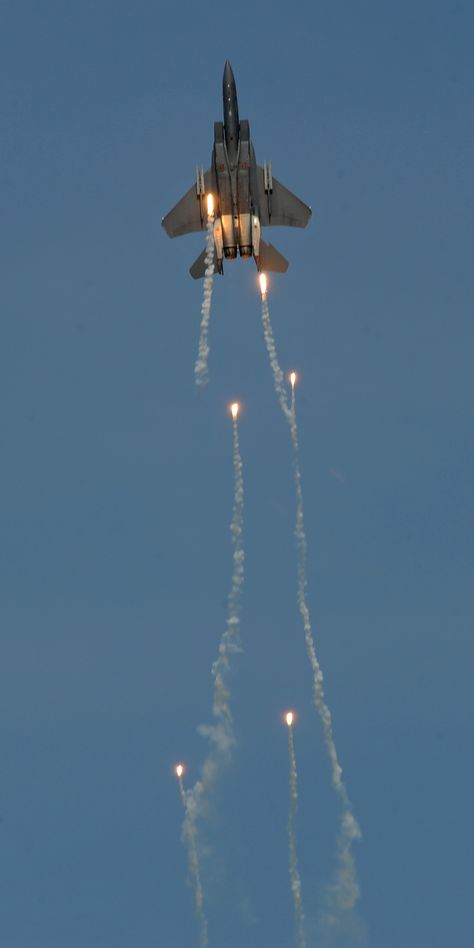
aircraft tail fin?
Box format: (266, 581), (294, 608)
(259, 239), (289, 273)
(189, 246), (219, 280)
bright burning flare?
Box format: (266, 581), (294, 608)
(290, 371), (297, 389)
(231, 402), (239, 419)
(259, 273), (267, 298)
(286, 711), (294, 727)
(175, 763), (184, 778)
(206, 193), (214, 217)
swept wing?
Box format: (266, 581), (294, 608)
(257, 167), (312, 229)
(162, 170), (213, 238)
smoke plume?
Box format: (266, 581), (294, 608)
(195, 215), (216, 387)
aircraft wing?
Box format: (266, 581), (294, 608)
(257, 167), (312, 228)
(162, 170), (213, 238)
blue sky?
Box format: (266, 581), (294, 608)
(1, 2), (473, 946)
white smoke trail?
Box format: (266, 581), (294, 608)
(177, 772), (208, 948)
(185, 412), (244, 876)
(260, 293), (361, 917)
(208, 413), (244, 730)
(194, 214), (216, 387)
(291, 385), (361, 916)
(260, 294), (292, 423)
(287, 722), (306, 948)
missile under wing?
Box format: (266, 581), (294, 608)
(162, 62), (311, 278)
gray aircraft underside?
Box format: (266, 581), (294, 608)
(162, 61), (312, 279)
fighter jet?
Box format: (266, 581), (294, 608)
(162, 62), (312, 278)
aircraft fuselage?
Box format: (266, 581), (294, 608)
(211, 61), (261, 270)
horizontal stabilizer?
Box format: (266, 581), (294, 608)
(190, 246), (219, 280)
(259, 239), (288, 273)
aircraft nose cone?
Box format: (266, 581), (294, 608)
(223, 61), (235, 85)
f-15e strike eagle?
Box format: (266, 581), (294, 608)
(162, 62), (312, 278)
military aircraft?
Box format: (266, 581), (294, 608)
(162, 61), (312, 278)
